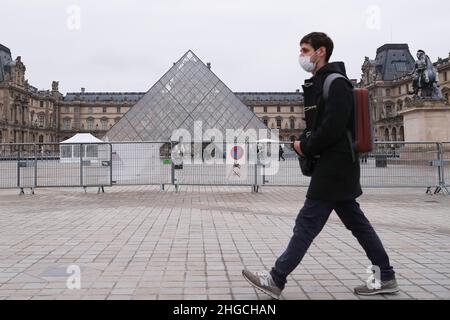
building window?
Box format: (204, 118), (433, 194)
(103, 107), (107, 113)
(40, 101), (44, 108)
(117, 106), (121, 113)
(87, 118), (94, 130)
(65, 107), (70, 113)
(290, 106), (294, 113)
(445, 72), (448, 82)
(277, 106), (281, 113)
(263, 118), (268, 126)
(88, 107), (93, 114)
(101, 119), (108, 130)
(393, 62), (408, 72)
(38, 114), (45, 127)
(385, 105), (392, 117)
(290, 118), (295, 129)
(398, 86), (402, 95)
(63, 118), (71, 130)
(385, 89), (391, 97)
(263, 106), (267, 113)
(276, 118), (282, 128)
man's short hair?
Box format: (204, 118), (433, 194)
(300, 32), (334, 62)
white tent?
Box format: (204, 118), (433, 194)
(60, 133), (105, 163)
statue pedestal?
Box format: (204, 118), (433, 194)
(399, 99), (450, 142)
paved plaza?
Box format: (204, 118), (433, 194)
(0, 185), (450, 300)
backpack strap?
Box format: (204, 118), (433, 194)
(322, 73), (357, 162)
(323, 73), (352, 101)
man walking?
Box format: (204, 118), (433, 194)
(279, 145), (286, 161)
(242, 32), (398, 299)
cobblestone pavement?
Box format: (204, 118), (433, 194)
(0, 185), (449, 300)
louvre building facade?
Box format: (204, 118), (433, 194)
(0, 44), (304, 146)
(1, 42), (449, 147)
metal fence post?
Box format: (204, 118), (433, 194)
(109, 143), (113, 188)
(437, 143), (450, 195)
(246, 141), (253, 193)
(33, 144), (37, 194)
(17, 147), (21, 194)
(170, 141), (178, 192)
(80, 143), (85, 192)
(254, 158), (258, 193)
(441, 143), (447, 189)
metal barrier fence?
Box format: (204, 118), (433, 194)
(110, 142), (171, 187)
(0, 143), (112, 193)
(255, 142), (446, 192)
(257, 143), (310, 188)
(361, 142), (440, 189)
(0, 141), (448, 194)
(442, 142), (450, 191)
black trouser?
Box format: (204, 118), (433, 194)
(270, 198), (395, 290)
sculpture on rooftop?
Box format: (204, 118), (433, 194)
(409, 50), (444, 100)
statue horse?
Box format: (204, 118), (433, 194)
(410, 53), (443, 100)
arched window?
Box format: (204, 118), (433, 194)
(87, 117), (94, 130)
(101, 118), (108, 130)
(290, 118), (295, 129)
(276, 117), (282, 129)
(399, 126), (405, 142)
(391, 127), (397, 142)
(384, 128), (390, 142)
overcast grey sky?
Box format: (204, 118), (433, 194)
(2, 0), (449, 94)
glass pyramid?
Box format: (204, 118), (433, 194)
(104, 50), (268, 142)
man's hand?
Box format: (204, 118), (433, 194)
(294, 141), (304, 157)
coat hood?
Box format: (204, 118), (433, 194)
(315, 61), (348, 77)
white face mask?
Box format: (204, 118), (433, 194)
(298, 50), (319, 73)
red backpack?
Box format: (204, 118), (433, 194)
(323, 73), (373, 154)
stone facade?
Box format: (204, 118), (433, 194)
(360, 44), (450, 142)
(0, 45), (60, 146)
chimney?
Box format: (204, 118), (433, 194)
(81, 87), (85, 93)
(295, 89), (300, 93)
(207, 62), (211, 69)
